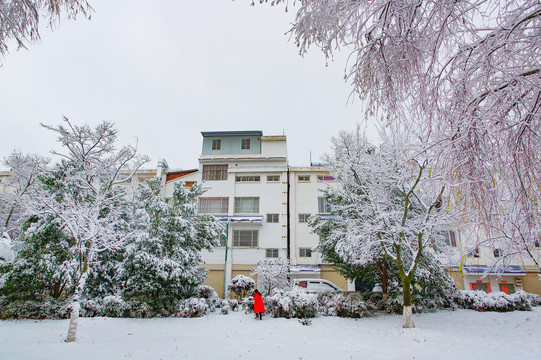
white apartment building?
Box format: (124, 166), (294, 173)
(161, 131), (349, 297)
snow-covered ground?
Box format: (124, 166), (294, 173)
(1, 308), (540, 360)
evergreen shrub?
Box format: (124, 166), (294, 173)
(453, 290), (541, 312)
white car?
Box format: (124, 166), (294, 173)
(292, 278), (344, 292)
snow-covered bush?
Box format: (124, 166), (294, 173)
(176, 298), (209, 318)
(453, 290), (541, 312)
(198, 285), (219, 299)
(265, 288), (318, 319)
(0, 298), (69, 320)
(318, 292), (373, 318)
(80, 296), (151, 318)
(227, 275), (255, 301)
(227, 299), (239, 312)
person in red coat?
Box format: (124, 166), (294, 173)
(253, 289), (265, 320)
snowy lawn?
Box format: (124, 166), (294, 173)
(1, 308), (540, 360)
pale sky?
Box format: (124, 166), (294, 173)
(0, 0), (376, 170)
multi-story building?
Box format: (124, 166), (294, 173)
(161, 131), (349, 297)
(437, 228), (541, 295)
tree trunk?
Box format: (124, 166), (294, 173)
(66, 247), (93, 343)
(402, 278), (415, 328)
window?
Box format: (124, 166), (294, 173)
(266, 213), (279, 223)
(233, 230), (258, 247)
(317, 175), (335, 182)
(318, 197), (332, 213)
(299, 248), (312, 257)
(470, 282), (489, 292)
(267, 175), (280, 182)
(202, 165), (228, 181)
(234, 197), (259, 213)
(236, 175), (260, 182)
(241, 138), (251, 150)
(499, 283), (515, 295)
(212, 139), (221, 150)
(199, 198), (229, 214)
(298, 175), (310, 182)
(266, 249), (279, 258)
(298, 214), (311, 223)
(493, 248), (501, 258)
(470, 248), (480, 258)
(431, 230), (457, 247)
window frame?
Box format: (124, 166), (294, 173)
(202, 164), (228, 181)
(233, 230), (259, 247)
(299, 248), (312, 258)
(318, 197), (332, 213)
(235, 175), (261, 183)
(266, 213), (279, 223)
(267, 175), (280, 182)
(298, 214), (311, 223)
(211, 139), (221, 151)
(234, 197), (260, 214)
(199, 197), (229, 214)
(241, 138), (251, 150)
(298, 175), (310, 182)
(266, 249), (279, 258)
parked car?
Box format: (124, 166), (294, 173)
(292, 278), (344, 292)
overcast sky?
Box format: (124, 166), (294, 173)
(0, 0), (376, 170)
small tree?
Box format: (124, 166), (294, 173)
(312, 127), (455, 328)
(251, 258), (290, 296)
(22, 118), (148, 342)
(227, 275), (255, 301)
(1, 151), (48, 235)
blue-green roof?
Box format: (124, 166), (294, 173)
(201, 131), (262, 137)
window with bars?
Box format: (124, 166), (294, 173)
(236, 175), (260, 182)
(202, 165), (228, 181)
(267, 175), (280, 182)
(266, 214), (279, 223)
(212, 139), (221, 150)
(318, 197), (332, 213)
(241, 138), (251, 150)
(266, 249), (279, 258)
(299, 248), (312, 257)
(298, 214), (311, 223)
(233, 230), (259, 247)
(234, 197), (259, 213)
(199, 197), (229, 214)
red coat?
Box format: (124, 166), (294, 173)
(253, 292), (265, 313)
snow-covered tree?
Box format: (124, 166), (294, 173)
(0, 216), (77, 300)
(251, 258), (290, 296)
(0, 0), (92, 57)
(119, 178), (222, 313)
(1, 151), (48, 235)
(22, 118), (147, 342)
(263, 0), (541, 263)
(227, 274), (255, 300)
(310, 127), (455, 328)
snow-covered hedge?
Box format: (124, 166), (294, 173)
(265, 288), (318, 319)
(0, 298), (70, 320)
(453, 290), (541, 312)
(318, 292), (372, 318)
(176, 298), (209, 318)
